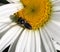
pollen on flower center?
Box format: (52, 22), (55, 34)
(14, 0), (52, 30)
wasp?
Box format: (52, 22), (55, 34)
(18, 17), (32, 30)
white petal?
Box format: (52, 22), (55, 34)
(53, 6), (60, 12)
(8, 28), (24, 52)
(0, 3), (23, 22)
(23, 30), (40, 52)
(0, 23), (14, 39)
(52, 12), (60, 22)
(0, 23), (16, 33)
(52, 0), (60, 4)
(15, 29), (29, 52)
(0, 23), (4, 27)
(0, 25), (22, 51)
(29, 31), (35, 52)
(35, 30), (41, 52)
(53, 41), (60, 50)
(53, 1), (60, 6)
(24, 30), (32, 52)
(44, 26), (60, 50)
(45, 21), (60, 50)
(0, 23), (8, 32)
(0, 23), (9, 30)
(7, 0), (20, 3)
(40, 28), (56, 52)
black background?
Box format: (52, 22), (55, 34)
(0, 0), (9, 4)
(0, 0), (60, 52)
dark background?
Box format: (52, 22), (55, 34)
(0, 0), (9, 4)
(0, 0), (60, 52)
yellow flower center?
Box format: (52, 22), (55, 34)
(14, 0), (52, 30)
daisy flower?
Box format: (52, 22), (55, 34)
(0, 0), (60, 52)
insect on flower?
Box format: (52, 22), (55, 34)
(0, 0), (60, 52)
(18, 17), (32, 29)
